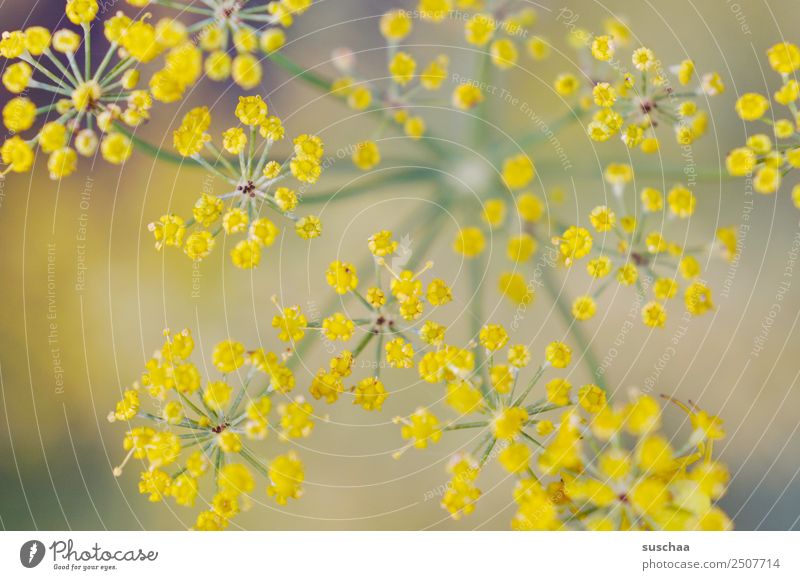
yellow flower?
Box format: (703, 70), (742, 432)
(507, 344), (530, 368)
(492, 406), (529, 440)
(321, 312), (355, 341)
(578, 384), (606, 413)
(203, 381), (232, 412)
(507, 234), (536, 262)
(232, 53), (262, 89)
(685, 281), (713, 316)
(230, 239), (261, 269)
(353, 377), (388, 411)
(1, 136), (34, 173)
(420, 321), (446, 345)
(2, 61), (32, 93)
(498, 272), (533, 305)
(100, 133), (133, 165)
(465, 13), (495, 46)
(380, 10), (412, 40)
(212, 340), (245, 373)
(389, 51), (416, 86)
(295, 215), (322, 239)
(767, 42), (800, 74)
(558, 226), (593, 265)
(418, 0), (452, 22)
(490, 38), (518, 69)
(139, 469), (172, 502)
(572, 296), (597, 321)
(545, 341), (571, 368)
(452, 83), (483, 110)
(482, 198), (506, 228)
(66, 0), (99, 24)
(386, 337), (414, 368)
(266, 452), (304, 505)
(368, 230), (398, 257)
(527, 37), (550, 60)
(641, 301), (667, 327)
(735, 93), (769, 121)
(667, 185), (696, 218)
(591, 35), (615, 61)
(352, 140), (381, 170)
(546, 378), (571, 406)
(632, 47), (656, 71)
(426, 279), (452, 306)
(587, 256), (612, 278)
(272, 305), (307, 342)
(399, 408), (442, 449)
(554, 73), (579, 96)
(326, 261), (358, 294)
(453, 227), (485, 257)
(502, 154), (535, 189)
(310, 370), (344, 403)
(490, 364), (514, 394)
(420, 55), (448, 89)
(516, 192), (544, 222)
(589, 205), (616, 232)
(479, 324), (509, 351)
(592, 82), (617, 107)
(604, 162), (633, 187)
(445, 380), (483, 414)
(499, 442), (532, 474)
(2, 97), (36, 132)
(279, 398), (315, 439)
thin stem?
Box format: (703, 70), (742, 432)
(114, 123), (202, 167)
(82, 23), (91, 80)
(539, 262), (608, 392)
(469, 255), (488, 397)
(268, 51), (332, 92)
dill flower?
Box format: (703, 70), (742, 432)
(726, 42), (800, 199)
(149, 96), (324, 268)
(392, 333), (582, 522)
(556, 167), (726, 327)
(552, 393), (732, 531)
(460, 4), (545, 70)
(296, 232), (452, 411)
(127, 0), (312, 92)
(331, 12), (457, 165)
(0, 3), (165, 178)
(558, 26), (723, 151)
(109, 328), (307, 530)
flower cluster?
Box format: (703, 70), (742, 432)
(450, 152), (545, 307)
(512, 393), (731, 531)
(552, 163), (728, 328)
(109, 328), (310, 530)
(393, 322), (731, 530)
(726, 42), (800, 200)
(148, 95), (323, 268)
(270, 230), (454, 411)
(455, 1), (550, 71)
(126, 0), (312, 92)
(0, 1), (166, 178)
(330, 8), (452, 171)
(557, 21), (724, 152)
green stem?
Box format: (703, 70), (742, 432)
(300, 168), (432, 205)
(469, 255), (489, 397)
(444, 421), (487, 431)
(268, 51), (332, 92)
(115, 123), (202, 167)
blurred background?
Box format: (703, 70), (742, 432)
(1, 0), (799, 530)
